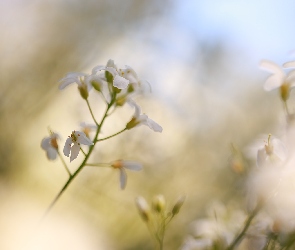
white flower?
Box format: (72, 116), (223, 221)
(41, 132), (60, 160)
(260, 60), (295, 100)
(126, 99), (163, 132)
(98, 60), (141, 90)
(59, 64), (110, 100)
(256, 134), (287, 168)
(63, 131), (93, 162)
(187, 201), (246, 249)
(80, 122), (97, 138)
(135, 196), (150, 222)
(111, 160), (142, 189)
(59, 72), (86, 89)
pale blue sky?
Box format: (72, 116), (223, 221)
(173, 0), (295, 64)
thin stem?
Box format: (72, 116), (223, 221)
(86, 99), (99, 126)
(96, 128), (127, 142)
(80, 147), (86, 156)
(43, 99), (114, 219)
(227, 206), (260, 250)
(85, 163), (110, 167)
(283, 100), (290, 116)
(57, 151), (71, 177)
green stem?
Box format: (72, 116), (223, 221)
(283, 100), (290, 116)
(57, 151), (71, 177)
(227, 206), (260, 250)
(80, 147), (86, 156)
(85, 163), (110, 167)
(96, 128), (127, 142)
(43, 100), (114, 219)
(86, 99), (99, 126)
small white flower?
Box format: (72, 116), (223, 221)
(260, 60), (295, 100)
(111, 160), (142, 189)
(98, 60), (141, 90)
(126, 99), (163, 132)
(135, 196), (150, 222)
(80, 122), (97, 138)
(59, 72), (91, 90)
(256, 134), (287, 167)
(63, 131), (93, 162)
(41, 133), (60, 160)
(103, 66), (130, 89)
(59, 64), (111, 100)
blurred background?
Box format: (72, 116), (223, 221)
(1, 0), (295, 249)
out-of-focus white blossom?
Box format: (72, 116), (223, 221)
(111, 160), (142, 189)
(135, 196), (150, 222)
(59, 65), (112, 101)
(260, 60), (295, 101)
(126, 99), (163, 132)
(80, 122), (97, 138)
(182, 201), (246, 250)
(260, 60), (295, 91)
(63, 131), (93, 162)
(256, 135), (287, 168)
(41, 132), (60, 160)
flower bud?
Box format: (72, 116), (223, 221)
(152, 194), (166, 213)
(280, 83), (290, 101)
(116, 96), (127, 106)
(172, 196), (185, 216)
(91, 80), (102, 92)
(78, 84), (89, 100)
(127, 84), (135, 93)
(126, 117), (140, 130)
(135, 196), (150, 222)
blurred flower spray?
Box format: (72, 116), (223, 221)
(181, 59), (295, 250)
(40, 59), (186, 249)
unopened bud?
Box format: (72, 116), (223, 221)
(127, 84), (135, 93)
(91, 80), (102, 92)
(152, 194), (166, 213)
(116, 96), (127, 106)
(135, 196), (150, 222)
(280, 83), (290, 101)
(126, 117), (140, 130)
(78, 84), (89, 100)
(172, 196), (186, 216)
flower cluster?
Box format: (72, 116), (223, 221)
(181, 57), (295, 250)
(136, 194), (185, 249)
(41, 59), (163, 217)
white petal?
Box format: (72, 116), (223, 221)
(80, 122), (97, 130)
(127, 99), (141, 118)
(59, 79), (77, 90)
(64, 72), (87, 78)
(272, 138), (287, 161)
(263, 75), (284, 91)
(122, 161), (143, 171)
(105, 67), (118, 77)
(135, 196), (149, 212)
(63, 137), (72, 157)
(287, 70), (295, 87)
(46, 148), (58, 160)
(123, 65), (139, 83)
(113, 75), (129, 89)
(257, 148), (267, 167)
(41, 137), (51, 150)
(145, 117), (163, 133)
(106, 59), (116, 68)
(75, 131), (93, 145)
(92, 65), (105, 74)
(283, 61), (295, 68)
(260, 60), (285, 76)
(119, 168), (127, 190)
(70, 143), (80, 162)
